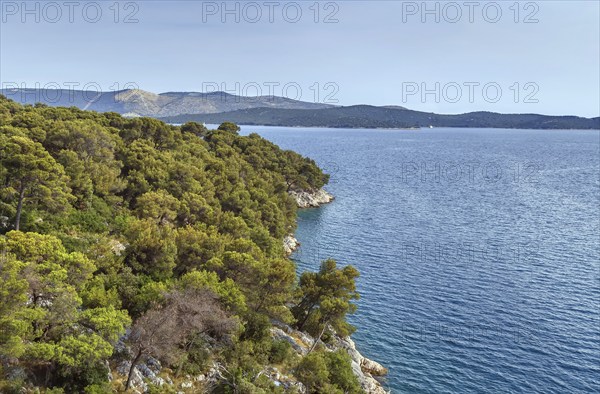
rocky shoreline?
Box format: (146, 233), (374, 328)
(289, 188), (335, 209)
(115, 187), (388, 393)
(283, 234), (300, 255)
(118, 321), (388, 394)
(283, 188), (334, 256)
(270, 322), (389, 393)
(285, 188), (389, 393)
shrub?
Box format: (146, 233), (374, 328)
(269, 340), (292, 364)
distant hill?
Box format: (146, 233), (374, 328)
(161, 105), (600, 130)
(1, 88), (597, 129)
(0, 88), (334, 117)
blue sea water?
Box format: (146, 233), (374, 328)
(240, 126), (600, 394)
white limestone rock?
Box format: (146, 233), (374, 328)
(336, 337), (389, 394)
(289, 188), (334, 208)
(270, 322), (389, 394)
(362, 357), (389, 376)
(270, 327), (312, 355)
(283, 235), (300, 255)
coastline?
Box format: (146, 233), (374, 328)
(283, 188), (335, 255)
(234, 124), (600, 131)
(286, 188), (389, 394)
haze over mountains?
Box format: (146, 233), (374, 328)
(1, 88), (598, 129)
(0, 88), (333, 117)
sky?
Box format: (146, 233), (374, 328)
(0, 0), (599, 117)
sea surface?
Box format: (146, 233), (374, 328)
(239, 126), (600, 394)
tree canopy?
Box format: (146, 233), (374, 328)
(0, 95), (361, 393)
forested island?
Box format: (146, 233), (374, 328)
(0, 96), (387, 393)
(162, 105), (600, 130)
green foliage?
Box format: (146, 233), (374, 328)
(0, 98), (356, 392)
(0, 134), (73, 230)
(179, 270), (246, 312)
(295, 350), (362, 394)
(0, 231), (129, 391)
(124, 217), (177, 280)
(269, 340), (293, 365)
(295, 352), (330, 393)
(324, 350), (363, 393)
(0, 254), (29, 358)
(292, 259), (360, 338)
(239, 311), (271, 342)
(181, 121), (208, 137)
(84, 382), (113, 394)
(217, 121), (241, 134)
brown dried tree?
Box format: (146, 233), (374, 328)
(125, 289), (237, 389)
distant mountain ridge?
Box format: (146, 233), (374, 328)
(0, 88), (334, 117)
(162, 105), (600, 130)
(1, 88), (597, 129)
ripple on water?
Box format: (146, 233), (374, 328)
(245, 127), (600, 394)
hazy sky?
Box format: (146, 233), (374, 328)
(1, 1), (599, 116)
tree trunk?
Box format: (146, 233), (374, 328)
(175, 339), (195, 378)
(307, 318), (330, 355)
(126, 349), (143, 390)
(15, 182), (25, 231)
(296, 302), (317, 331)
(254, 288), (270, 312)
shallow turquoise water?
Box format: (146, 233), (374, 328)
(241, 126), (600, 393)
